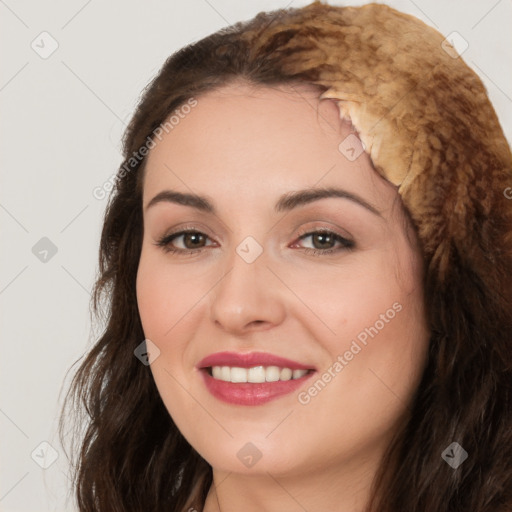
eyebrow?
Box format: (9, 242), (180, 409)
(145, 187), (382, 217)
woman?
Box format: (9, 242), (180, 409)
(59, 2), (512, 511)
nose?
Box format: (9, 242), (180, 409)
(209, 244), (286, 335)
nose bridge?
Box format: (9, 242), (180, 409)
(209, 233), (286, 333)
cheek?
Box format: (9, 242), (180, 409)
(136, 256), (171, 340)
(291, 253), (428, 456)
(291, 243), (428, 392)
(330, 247), (428, 407)
(135, 250), (206, 430)
(273, 248), (412, 344)
(136, 247), (210, 340)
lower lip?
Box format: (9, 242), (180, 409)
(200, 369), (315, 406)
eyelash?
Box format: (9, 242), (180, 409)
(155, 226), (354, 257)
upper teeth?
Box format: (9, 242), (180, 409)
(211, 366), (309, 383)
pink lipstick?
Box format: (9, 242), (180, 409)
(197, 351), (316, 406)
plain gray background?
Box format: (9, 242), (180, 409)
(1, 1), (511, 510)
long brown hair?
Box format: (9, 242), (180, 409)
(59, 2), (512, 511)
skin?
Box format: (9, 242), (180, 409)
(136, 81), (431, 512)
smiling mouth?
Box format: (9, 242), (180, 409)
(204, 366), (314, 383)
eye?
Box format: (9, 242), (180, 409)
(292, 229), (354, 256)
(154, 227), (354, 257)
(155, 229), (215, 255)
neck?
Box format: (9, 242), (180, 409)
(202, 453), (383, 512)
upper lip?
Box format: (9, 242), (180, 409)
(197, 351), (315, 370)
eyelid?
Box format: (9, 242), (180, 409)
(160, 223), (216, 240)
(291, 227), (354, 250)
(293, 223), (353, 242)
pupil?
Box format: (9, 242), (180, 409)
(185, 233), (204, 249)
(314, 233), (333, 249)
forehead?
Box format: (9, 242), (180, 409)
(141, 81), (394, 211)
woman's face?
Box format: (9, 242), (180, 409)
(136, 81), (430, 478)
